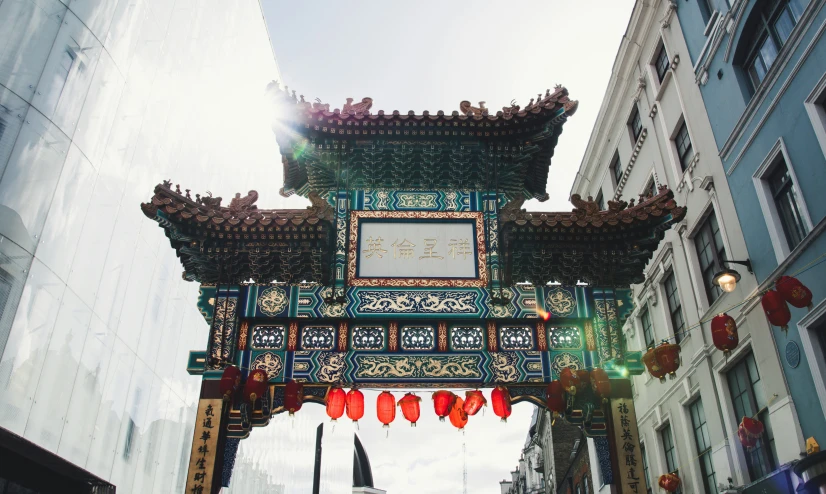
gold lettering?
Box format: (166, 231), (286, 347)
(391, 239), (416, 259)
(419, 238), (444, 260)
(448, 238), (473, 260)
(362, 236), (387, 258)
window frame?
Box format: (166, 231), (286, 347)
(611, 152), (623, 185)
(640, 305), (655, 349)
(596, 189), (605, 211)
(752, 138), (813, 263)
(796, 300), (826, 419)
(804, 71), (826, 158)
(726, 353), (778, 481)
(654, 43), (670, 83)
(663, 271), (686, 344)
(641, 441), (653, 494)
(742, 0), (809, 92)
(629, 105), (643, 143)
(660, 424), (682, 494)
(674, 120), (694, 172)
(689, 399), (718, 494)
(693, 211), (728, 304)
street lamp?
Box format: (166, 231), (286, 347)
(712, 259), (753, 293)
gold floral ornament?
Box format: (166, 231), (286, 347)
(545, 286), (576, 317)
(258, 286), (288, 316)
(252, 352), (283, 380)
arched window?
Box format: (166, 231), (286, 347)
(738, 0), (810, 90)
(583, 475), (590, 494)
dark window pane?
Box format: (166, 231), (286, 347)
(773, 7), (795, 43)
(641, 307), (655, 348)
(690, 400), (717, 494)
(675, 122), (694, 172)
(612, 153), (623, 183)
(630, 106), (643, 142)
(642, 443), (653, 494)
(694, 212), (725, 302)
(596, 190), (605, 210)
(664, 273), (684, 342)
(661, 425), (682, 494)
(655, 45), (670, 82)
(768, 161), (809, 249)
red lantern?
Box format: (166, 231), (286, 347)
(463, 390), (487, 416)
(325, 387), (346, 421)
(643, 348), (667, 382)
(658, 473), (681, 492)
(738, 423), (758, 449)
(284, 379), (304, 415)
(219, 365), (241, 401)
(559, 367), (583, 394)
(398, 393), (421, 427)
(450, 397), (469, 430)
(545, 380), (565, 413)
(656, 343), (681, 378)
(243, 369), (268, 404)
(777, 276), (813, 309)
(762, 289), (791, 332)
(432, 390), (456, 422)
(740, 416), (764, 440)
(491, 386), (512, 422)
(591, 368), (611, 399)
(711, 313), (739, 355)
(376, 391), (396, 428)
(345, 389), (364, 424)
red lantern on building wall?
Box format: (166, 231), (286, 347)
(762, 289), (791, 332)
(325, 387), (346, 421)
(739, 416), (764, 446)
(658, 473), (681, 492)
(777, 275), (813, 309)
(219, 365), (241, 401)
(643, 348), (667, 382)
(450, 397), (469, 430)
(432, 390), (456, 422)
(738, 423), (758, 450)
(560, 367), (584, 395)
(346, 388), (365, 424)
(491, 386), (512, 422)
(463, 390), (487, 416)
(656, 343), (681, 378)
(398, 393), (421, 427)
(376, 391), (396, 428)
(243, 369), (268, 404)
(545, 380), (565, 413)
(711, 313), (739, 355)
(284, 379), (304, 415)
(590, 368), (611, 399)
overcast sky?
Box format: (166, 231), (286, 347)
(251, 1), (636, 492)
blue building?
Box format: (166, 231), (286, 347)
(677, 0), (826, 477)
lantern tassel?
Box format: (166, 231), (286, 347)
(353, 420), (359, 430)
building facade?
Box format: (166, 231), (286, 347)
(678, 0), (826, 453)
(571, 0), (804, 492)
(0, 0), (292, 491)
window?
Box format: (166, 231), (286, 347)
(42, 48), (76, 115)
(768, 161), (808, 250)
(612, 153), (623, 184)
(661, 424), (682, 494)
(641, 306), (655, 349)
(575, 483), (582, 494)
(674, 121), (694, 172)
(727, 353), (778, 481)
(641, 442), (653, 494)
(743, 0), (811, 90)
(664, 273), (685, 343)
(690, 400), (718, 494)
(629, 105), (643, 142)
(583, 475), (590, 494)
(655, 44), (670, 82)
(644, 178), (657, 198)
(596, 190), (605, 210)
(694, 212), (727, 303)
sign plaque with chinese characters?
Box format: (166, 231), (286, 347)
(611, 397), (646, 494)
(348, 211), (487, 287)
(185, 398), (222, 494)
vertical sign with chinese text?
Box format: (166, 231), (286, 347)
(185, 398), (222, 494)
(611, 398), (646, 494)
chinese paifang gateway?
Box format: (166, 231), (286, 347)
(141, 84), (685, 493)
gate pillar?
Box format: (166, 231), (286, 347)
(606, 379), (646, 494)
(185, 379), (229, 494)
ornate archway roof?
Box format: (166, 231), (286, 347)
(270, 83), (579, 201)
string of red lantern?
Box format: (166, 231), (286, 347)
(449, 396), (469, 430)
(491, 386), (512, 422)
(284, 379), (304, 415)
(433, 390), (456, 422)
(376, 391), (396, 428)
(711, 313), (739, 355)
(658, 473), (681, 492)
(219, 365), (241, 401)
(325, 387), (346, 421)
(463, 390), (487, 416)
(346, 388), (364, 425)
(642, 342), (681, 381)
(398, 393), (421, 427)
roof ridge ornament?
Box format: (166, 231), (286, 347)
(229, 191), (259, 214)
(459, 101), (488, 116)
(343, 97), (373, 115)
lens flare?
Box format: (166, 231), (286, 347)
(535, 308), (551, 321)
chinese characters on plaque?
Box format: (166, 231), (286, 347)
(357, 221), (478, 279)
(185, 399), (222, 494)
(611, 398), (646, 494)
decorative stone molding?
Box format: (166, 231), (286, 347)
(670, 54), (680, 70)
(649, 104), (658, 119)
(676, 152), (701, 193)
(613, 128), (648, 200)
(633, 75), (647, 103)
(661, 1), (678, 28)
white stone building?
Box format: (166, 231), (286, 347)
(571, 1), (804, 492)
